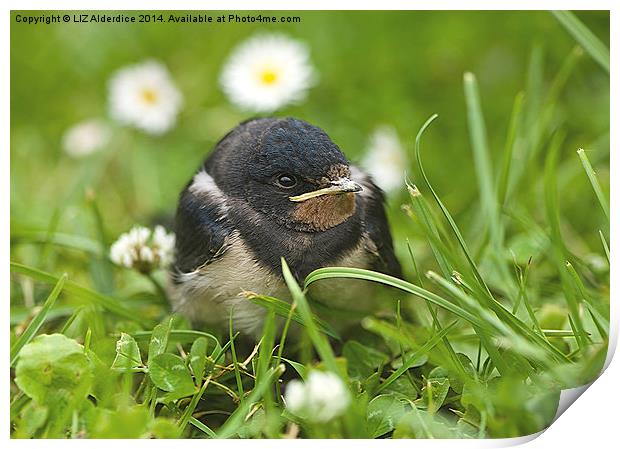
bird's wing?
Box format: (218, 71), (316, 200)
(172, 171), (234, 277)
(351, 165), (403, 278)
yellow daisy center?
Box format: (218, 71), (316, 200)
(140, 88), (159, 105)
(259, 69), (278, 85)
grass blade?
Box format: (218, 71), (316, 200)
(405, 183), (455, 278)
(216, 364), (285, 439)
(178, 378), (210, 433)
(599, 230), (610, 263)
(464, 73), (523, 302)
(11, 229), (102, 256)
(545, 46), (583, 110)
(522, 45), (544, 160)
(375, 321), (459, 393)
(282, 259), (341, 375)
(585, 303), (609, 341)
(244, 291), (339, 339)
(229, 308), (245, 403)
(10, 273), (68, 367)
(86, 191), (115, 295)
(497, 92), (524, 207)
(551, 11), (610, 73)
(305, 267), (490, 332)
(306, 266), (569, 365)
(412, 114), (495, 302)
(514, 259), (544, 337)
(565, 261), (608, 340)
(39, 208), (62, 267)
(426, 271), (563, 369)
(255, 310), (279, 437)
(454, 329), (586, 340)
(132, 329), (220, 348)
(11, 261), (152, 325)
(275, 301), (297, 404)
(405, 240), (467, 376)
(189, 416), (217, 438)
(511, 46), (581, 200)
(543, 134), (588, 350)
(464, 72), (498, 235)
(577, 148), (609, 221)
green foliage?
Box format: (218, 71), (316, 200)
(343, 340), (388, 380)
(15, 334), (92, 407)
(421, 376), (450, 414)
(189, 337), (208, 380)
(367, 394), (409, 437)
(14, 334), (93, 437)
(148, 318), (172, 365)
(10, 274), (67, 367)
(149, 353), (197, 397)
(394, 408), (465, 438)
(10, 10), (608, 440)
(111, 332), (144, 371)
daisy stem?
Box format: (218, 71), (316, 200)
(146, 272), (168, 302)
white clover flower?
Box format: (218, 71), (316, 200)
(362, 126), (408, 194)
(220, 33), (316, 113)
(284, 371), (350, 422)
(61, 119), (110, 158)
(152, 225), (176, 267)
(110, 225), (175, 273)
(108, 60), (183, 135)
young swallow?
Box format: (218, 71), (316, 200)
(169, 118), (401, 337)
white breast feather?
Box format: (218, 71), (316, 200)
(169, 232), (290, 337)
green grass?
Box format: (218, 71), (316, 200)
(10, 273), (67, 367)
(10, 10), (609, 439)
(551, 11), (610, 73)
(577, 148), (610, 221)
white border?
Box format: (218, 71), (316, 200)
(3, 1), (615, 447)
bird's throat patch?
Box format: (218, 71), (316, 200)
(291, 192), (356, 231)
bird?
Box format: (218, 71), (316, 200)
(169, 117), (401, 338)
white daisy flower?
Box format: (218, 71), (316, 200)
(108, 60), (183, 135)
(285, 371), (350, 422)
(220, 33), (316, 113)
(362, 126), (408, 194)
(110, 225), (175, 274)
(62, 119), (110, 158)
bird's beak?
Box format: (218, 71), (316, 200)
(289, 178), (363, 202)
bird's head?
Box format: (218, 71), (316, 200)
(207, 117), (363, 232)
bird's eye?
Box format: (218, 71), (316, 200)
(275, 174), (297, 189)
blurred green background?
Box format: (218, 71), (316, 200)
(11, 9), (609, 280)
